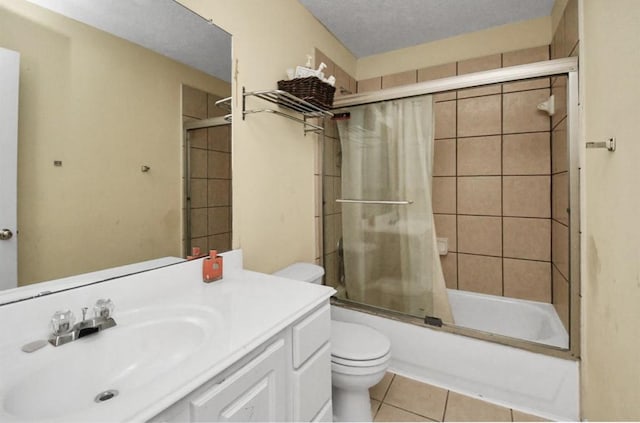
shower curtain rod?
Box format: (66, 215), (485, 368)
(333, 57), (578, 109)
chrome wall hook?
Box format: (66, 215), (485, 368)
(586, 137), (616, 152)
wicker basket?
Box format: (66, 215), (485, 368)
(277, 77), (335, 109)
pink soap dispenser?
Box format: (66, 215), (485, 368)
(202, 250), (223, 283)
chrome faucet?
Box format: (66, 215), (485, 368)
(48, 299), (117, 347)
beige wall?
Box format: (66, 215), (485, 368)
(0, 0), (230, 284)
(356, 16), (552, 80)
(178, 0), (356, 273)
(581, 0), (640, 419)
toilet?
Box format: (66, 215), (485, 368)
(273, 263), (391, 422)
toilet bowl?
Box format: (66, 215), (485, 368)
(273, 263), (391, 422)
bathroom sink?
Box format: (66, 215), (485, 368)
(1, 305), (220, 421)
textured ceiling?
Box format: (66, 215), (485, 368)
(26, 0), (232, 82)
(299, 0), (555, 58)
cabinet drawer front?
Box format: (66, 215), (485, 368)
(293, 304), (331, 368)
(293, 342), (332, 422)
(312, 400), (332, 422)
(190, 339), (286, 422)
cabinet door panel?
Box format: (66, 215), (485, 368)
(190, 339), (286, 422)
(293, 342), (332, 422)
(292, 304), (331, 368)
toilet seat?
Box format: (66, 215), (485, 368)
(331, 320), (391, 366)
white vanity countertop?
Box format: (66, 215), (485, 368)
(0, 250), (335, 422)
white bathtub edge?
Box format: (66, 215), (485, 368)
(332, 305), (579, 421)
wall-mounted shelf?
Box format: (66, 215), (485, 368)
(242, 87), (333, 135)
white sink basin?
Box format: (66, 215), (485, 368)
(1, 305), (219, 420)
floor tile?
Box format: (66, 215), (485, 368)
(371, 399), (382, 419)
(444, 391), (512, 422)
(374, 404), (433, 422)
(512, 409), (551, 421)
(369, 372), (394, 401)
(384, 375), (448, 421)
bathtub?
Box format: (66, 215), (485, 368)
(332, 300), (579, 421)
(447, 289), (568, 348)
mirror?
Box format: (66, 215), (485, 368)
(0, 0), (231, 290)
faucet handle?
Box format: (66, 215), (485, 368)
(50, 310), (75, 335)
(94, 299), (114, 319)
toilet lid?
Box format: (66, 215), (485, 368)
(331, 320), (391, 362)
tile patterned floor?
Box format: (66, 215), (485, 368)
(369, 372), (550, 422)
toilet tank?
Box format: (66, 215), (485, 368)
(272, 263), (325, 284)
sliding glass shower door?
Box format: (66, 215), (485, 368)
(334, 95), (452, 322)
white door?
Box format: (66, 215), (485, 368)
(0, 48), (19, 289)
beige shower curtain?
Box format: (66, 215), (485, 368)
(337, 95), (453, 323)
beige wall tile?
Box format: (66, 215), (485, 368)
(552, 265), (570, 331)
(418, 62), (457, 82)
(374, 404), (429, 422)
(182, 85), (207, 119)
(551, 13), (566, 59)
(324, 118), (338, 139)
(434, 91), (457, 102)
(503, 176), (550, 218)
(502, 46), (550, 67)
(323, 136), (336, 176)
(208, 125), (231, 152)
(191, 236), (208, 253)
(189, 128), (207, 149)
(503, 77), (550, 93)
(208, 232), (231, 253)
(552, 172), (569, 225)
(458, 95), (501, 137)
(323, 252), (337, 287)
(208, 151), (231, 179)
(190, 148), (208, 178)
(458, 215), (502, 256)
(314, 48), (335, 80)
(191, 207), (207, 237)
(208, 206), (230, 235)
(322, 176), (334, 216)
(457, 135), (501, 176)
(384, 375), (448, 421)
(458, 84), (501, 99)
(434, 139), (456, 176)
(552, 118), (568, 173)
(457, 54), (502, 75)
(207, 93), (226, 118)
(551, 76), (567, 129)
(458, 176), (502, 216)
(435, 100), (457, 139)
(334, 65), (354, 96)
(315, 216), (322, 259)
(552, 220), (569, 279)
(503, 89), (551, 134)
(434, 214), (457, 251)
(208, 179), (230, 207)
(564, 0), (579, 57)
(503, 258), (552, 302)
(458, 253), (503, 296)
(369, 372), (394, 401)
(190, 178), (208, 208)
(444, 391), (511, 422)
(504, 217), (551, 261)
(503, 132), (550, 175)
(440, 253), (458, 289)
(382, 70), (417, 89)
(357, 77), (382, 93)
(323, 212), (337, 255)
(432, 177), (456, 214)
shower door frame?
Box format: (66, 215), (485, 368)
(330, 57), (581, 360)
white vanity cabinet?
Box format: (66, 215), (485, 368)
(149, 302), (332, 423)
